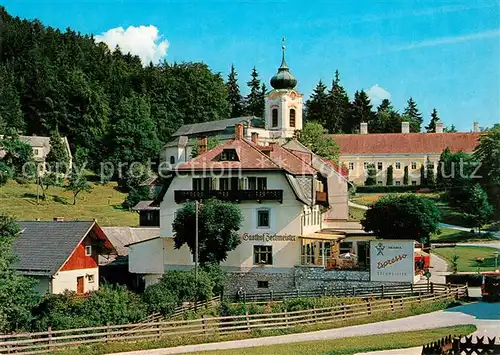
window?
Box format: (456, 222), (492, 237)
(257, 280), (269, 288)
(339, 242), (353, 255)
(411, 161), (417, 169)
(395, 162), (401, 169)
(412, 180), (417, 186)
(248, 177), (256, 190)
(85, 245), (92, 256)
(395, 181), (401, 186)
(169, 156), (175, 164)
(34, 149), (39, 156)
(257, 209), (270, 228)
(146, 211), (153, 221)
(220, 149), (238, 161)
(348, 162), (354, 170)
(377, 162), (383, 170)
(192, 178), (203, 191)
(219, 178), (230, 191)
(377, 181), (383, 185)
(257, 177), (267, 190)
(254, 245), (272, 265)
(87, 274), (95, 283)
(272, 108), (278, 127)
(289, 109), (296, 128)
(363, 162), (370, 170)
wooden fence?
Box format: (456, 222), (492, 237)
(421, 335), (500, 354)
(0, 285), (467, 354)
(231, 282), (453, 303)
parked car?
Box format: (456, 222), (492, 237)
(481, 272), (500, 302)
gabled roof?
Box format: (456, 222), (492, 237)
(101, 227), (160, 256)
(13, 221), (99, 276)
(132, 200), (160, 211)
(253, 142), (317, 175)
(329, 132), (482, 155)
(172, 116), (262, 137)
(176, 138), (282, 172)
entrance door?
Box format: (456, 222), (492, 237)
(77, 276), (84, 294)
(357, 242), (368, 268)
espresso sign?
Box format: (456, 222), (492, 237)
(370, 240), (415, 283)
(241, 233), (296, 242)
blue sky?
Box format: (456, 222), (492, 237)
(3, 0), (499, 131)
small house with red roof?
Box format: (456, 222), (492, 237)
(13, 219), (116, 295)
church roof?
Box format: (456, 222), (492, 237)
(270, 45), (297, 90)
(172, 116), (263, 137)
(329, 132), (482, 155)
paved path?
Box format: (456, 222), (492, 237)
(111, 303), (500, 355)
(348, 201), (369, 210)
(439, 223), (500, 239)
(456, 242), (500, 249)
(427, 253), (449, 284)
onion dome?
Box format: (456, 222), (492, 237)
(270, 43), (297, 90)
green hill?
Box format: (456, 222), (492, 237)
(0, 181), (138, 226)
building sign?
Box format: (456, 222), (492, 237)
(241, 233), (296, 242)
(370, 240), (415, 283)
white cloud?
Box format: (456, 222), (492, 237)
(95, 25), (169, 65)
(393, 29), (500, 51)
(366, 84), (391, 105)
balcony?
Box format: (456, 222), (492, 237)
(316, 191), (328, 205)
(174, 190), (283, 204)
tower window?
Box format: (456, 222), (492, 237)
(272, 108), (278, 127)
(169, 156), (175, 164)
(289, 109), (296, 128)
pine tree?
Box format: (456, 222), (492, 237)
(420, 165), (425, 185)
(245, 67), (263, 117)
(0, 64), (24, 134)
(226, 64), (244, 118)
(372, 99), (402, 133)
(259, 83), (267, 117)
(386, 165), (394, 186)
(351, 90), (375, 133)
(403, 166), (409, 185)
(426, 159), (436, 186)
(325, 70), (351, 133)
(365, 164), (377, 186)
(403, 97), (423, 132)
(425, 108), (440, 133)
(45, 130), (69, 174)
(444, 124), (457, 133)
(305, 80), (328, 124)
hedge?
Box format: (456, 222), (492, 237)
(445, 273), (483, 287)
(355, 185), (431, 194)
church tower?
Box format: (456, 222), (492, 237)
(265, 40), (303, 138)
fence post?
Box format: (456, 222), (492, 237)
(157, 322), (161, 340)
(245, 311), (250, 333)
(400, 297), (404, 310)
(106, 322), (111, 343)
(341, 303), (347, 319)
(296, 289), (300, 298)
(447, 282), (451, 297)
(244, 291), (247, 303)
(48, 326), (53, 351)
(352, 286), (356, 297)
(313, 308), (317, 324)
(285, 309), (288, 327)
(430, 282), (434, 294)
(270, 290), (273, 301)
(419, 292), (422, 304)
(381, 284), (384, 297)
(367, 299), (372, 315)
(390, 296), (394, 312)
(465, 282), (469, 298)
(410, 283), (414, 294)
(452, 336), (461, 353)
(202, 315), (207, 334)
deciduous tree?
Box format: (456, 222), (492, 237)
(65, 170), (93, 205)
(361, 194), (440, 245)
(296, 122), (339, 161)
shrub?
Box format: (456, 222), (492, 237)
(355, 185), (423, 193)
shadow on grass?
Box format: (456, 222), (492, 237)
(111, 204), (129, 211)
(23, 192), (39, 199)
(52, 195), (70, 205)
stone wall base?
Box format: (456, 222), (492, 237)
(224, 266), (405, 296)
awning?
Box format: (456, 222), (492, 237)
(299, 233), (345, 241)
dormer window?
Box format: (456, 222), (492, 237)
(272, 109), (278, 127)
(290, 109), (296, 128)
(219, 149), (239, 161)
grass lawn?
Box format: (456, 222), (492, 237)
(432, 246), (500, 272)
(351, 192), (441, 207)
(348, 206), (365, 221)
(192, 325), (476, 355)
(0, 180), (138, 226)
(431, 227), (498, 243)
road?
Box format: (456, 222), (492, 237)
(111, 303), (500, 355)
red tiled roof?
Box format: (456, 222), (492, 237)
(322, 158), (349, 178)
(176, 139), (280, 171)
(254, 143), (317, 175)
(329, 132), (482, 155)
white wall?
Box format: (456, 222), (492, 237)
(51, 268), (99, 294)
(128, 238), (164, 274)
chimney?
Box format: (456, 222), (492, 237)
(435, 121), (444, 133)
(251, 132), (259, 145)
(360, 122), (368, 134)
(473, 121), (479, 133)
(53, 217), (65, 222)
(235, 123), (244, 140)
(198, 136), (208, 155)
(401, 121), (410, 134)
